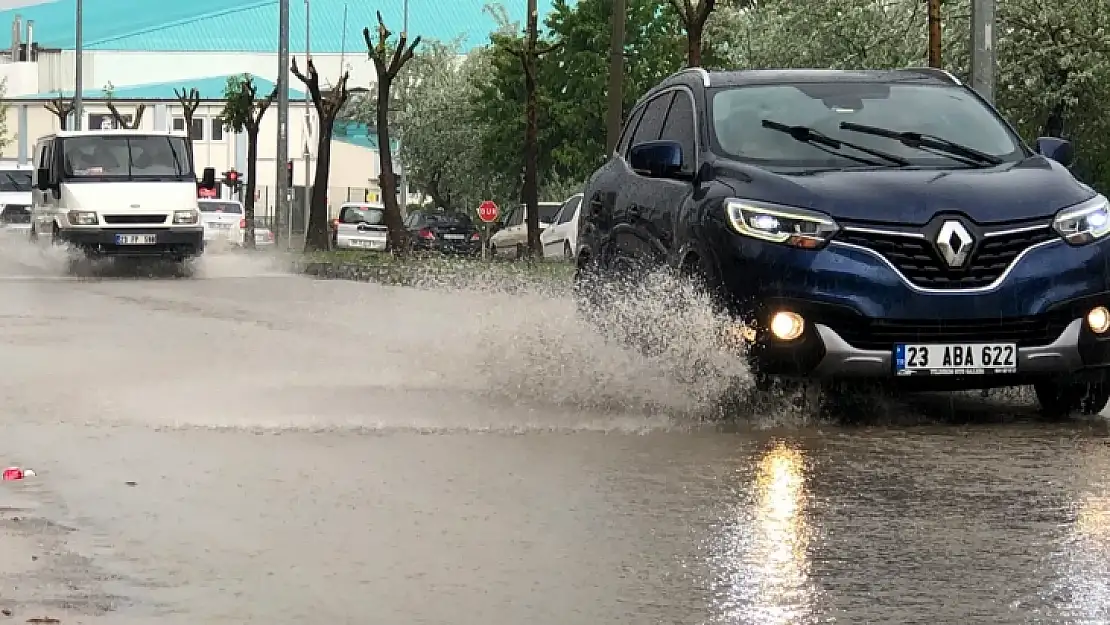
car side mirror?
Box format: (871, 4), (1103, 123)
(35, 167), (51, 191)
(200, 167), (217, 189)
(1035, 137), (1074, 167)
(629, 140), (688, 179)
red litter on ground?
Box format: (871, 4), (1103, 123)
(3, 467), (35, 480)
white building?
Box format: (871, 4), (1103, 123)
(0, 0), (562, 219)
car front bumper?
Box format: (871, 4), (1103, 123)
(58, 227), (205, 258)
(711, 227), (1110, 389)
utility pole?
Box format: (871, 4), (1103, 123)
(604, 0), (626, 153)
(276, 0), (291, 249)
(927, 0), (942, 68)
(73, 0), (83, 129)
(970, 0), (996, 103)
(302, 0), (311, 248)
(398, 0), (409, 212)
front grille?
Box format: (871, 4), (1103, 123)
(836, 226), (1057, 289)
(102, 214), (168, 225)
(833, 315), (1072, 350)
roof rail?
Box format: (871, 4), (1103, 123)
(672, 66), (711, 87)
(901, 67), (962, 85)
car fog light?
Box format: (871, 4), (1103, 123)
(1088, 306), (1110, 334)
(769, 311), (805, 341)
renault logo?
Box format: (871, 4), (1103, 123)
(935, 220), (974, 268)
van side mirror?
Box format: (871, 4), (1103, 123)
(35, 167), (51, 191)
(201, 167), (217, 189)
(629, 140), (689, 180)
(1035, 137), (1074, 167)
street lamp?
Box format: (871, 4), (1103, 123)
(73, 0), (83, 129)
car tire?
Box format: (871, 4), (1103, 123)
(514, 244), (525, 260)
(1034, 381), (1110, 420)
(563, 242), (573, 260)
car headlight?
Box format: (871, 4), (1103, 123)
(173, 210), (200, 225)
(1053, 194), (1110, 245)
(67, 210), (97, 225)
(725, 199), (839, 249)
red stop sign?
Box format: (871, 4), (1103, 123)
(478, 200), (499, 223)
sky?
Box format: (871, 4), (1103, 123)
(0, 0), (50, 8)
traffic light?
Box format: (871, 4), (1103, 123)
(286, 160), (293, 186)
(222, 169), (240, 188)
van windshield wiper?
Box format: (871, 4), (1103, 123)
(838, 121), (1004, 166)
(760, 119), (910, 167)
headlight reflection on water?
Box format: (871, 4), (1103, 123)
(707, 441), (819, 624)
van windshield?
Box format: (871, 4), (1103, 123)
(0, 170), (32, 192)
(61, 135), (193, 181)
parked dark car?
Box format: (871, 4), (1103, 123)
(577, 66), (1110, 419)
(405, 209), (481, 254)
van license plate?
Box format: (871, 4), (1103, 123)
(116, 234), (157, 245)
(895, 343), (1017, 375)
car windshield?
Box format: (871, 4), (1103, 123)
(342, 206), (385, 224)
(538, 203), (561, 223)
(61, 135), (193, 180)
(0, 170), (32, 192)
(709, 82), (1025, 168)
(199, 201), (242, 213)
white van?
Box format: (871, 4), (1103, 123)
(0, 162), (33, 234)
(29, 130), (216, 265)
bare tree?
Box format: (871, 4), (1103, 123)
(668, 0), (716, 67)
(364, 11), (421, 254)
(174, 87), (201, 163)
(44, 94), (74, 130)
(221, 75), (277, 249)
(290, 57), (351, 252)
(501, 0), (561, 259)
(101, 82), (145, 129)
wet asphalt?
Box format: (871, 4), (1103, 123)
(1, 235), (1110, 624)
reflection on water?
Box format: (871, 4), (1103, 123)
(1055, 446), (1110, 623)
(708, 440), (819, 624)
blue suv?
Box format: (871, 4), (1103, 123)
(576, 67), (1110, 418)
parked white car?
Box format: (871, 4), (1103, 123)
(488, 201), (563, 259)
(198, 199), (244, 247)
(0, 162), (33, 235)
(332, 202), (387, 250)
(540, 193), (583, 260)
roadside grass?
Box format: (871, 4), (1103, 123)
(296, 249), (576, 294)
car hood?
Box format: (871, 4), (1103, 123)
(717, 156), (1095, 225)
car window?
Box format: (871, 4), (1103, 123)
(629, 93), (674, 147)
(659, 91), (696, 168)
(198, 201), (242, 213)
(425, 212), (474, 227)
(709, 82), (1025, 168)
(404, 212), (421, 227)
(538, 203), (562, 224)
(340, 206), (385, 224)
(617, 106), (647, 155)
(506, 206), (524, 227)
(558, 197), (581, 224)
(0, 170), (32, 192)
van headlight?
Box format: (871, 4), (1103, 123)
(725, 199), (839, 249)
(1053, 195), (1110, 245)
(173, 210), (200, 225)
(67, 210), (97, 225)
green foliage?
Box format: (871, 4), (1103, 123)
(220, 74), (261, 132)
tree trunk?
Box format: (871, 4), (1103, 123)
(184, 111), (196, 175)
(305, 124), (333, 251)
(1042, 102), (1066, 138)
(605, 0), (627, 153)
(927, 0), (942, 68)
(243, 126), (259, 249)
(686, 20), (703, 67)
(376, 76), (406, 253)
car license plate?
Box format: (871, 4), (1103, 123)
(895, 343), (1017, 375)
(115, 234), (157, 245)
(444, 234), (465, 240)
(212, 223), (231, 230)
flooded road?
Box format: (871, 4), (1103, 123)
(2, 238), (1110, 624)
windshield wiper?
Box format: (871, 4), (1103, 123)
(838, 121), (1004, 166)
(761, 119), (910, 167)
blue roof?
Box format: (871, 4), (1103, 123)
(333, 121), (398, 153)
(8, 73), (305, 101)
(0, 0), (570, 52)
